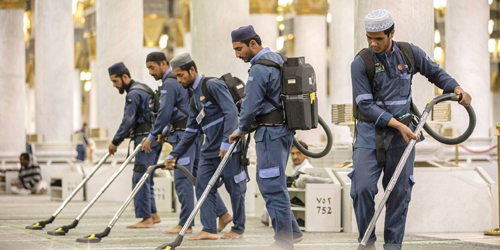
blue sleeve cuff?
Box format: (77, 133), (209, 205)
(442, 79), (459, 94)
(162, 126), (170, 133)
(220, 142), (231, 151)
(147, 134), (155, 142)
(236, 128), (246, 136)
(375, 111), (392, 128)
(166, 155), (175, 160)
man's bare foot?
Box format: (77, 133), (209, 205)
(163, 225), (192, 234)
(294, 236), (304, 243)
(259, 244), (286, 250)
(217, 212), (233, 232)
(126, 218), (154, 228)
(187, 231), (218, 240)
(220, 231), (243, 239)
(261, 220), (269, 226)
(151, 213), (161, 224)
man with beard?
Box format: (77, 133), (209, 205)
(107, 62), (162, 229)
(144, 52), (232, 235)
(164, 53), (246, 240)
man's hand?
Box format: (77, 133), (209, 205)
(219, 150), (227, 160)
(157, 134), (163, 143)
(142, 139), (152, 153)
(454, 86), (472, 107)
(398, 124), (419, 144)
(229, 130), (245, 143)
(108, 143), (118, 155)
(163, 157), (176, 170)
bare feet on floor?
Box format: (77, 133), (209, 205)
(126, 217), (154, 228)
(217, 212), (233, 232)
(162, 225), (192, 235)
(151, 213), (161, 224)
(220, 231), (243, 239)
(294, 236), (304, 243)
(187, 231), (218, 240)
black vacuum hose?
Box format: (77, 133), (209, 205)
(293, 115), (333, 158)
(411, 93), (476, 145)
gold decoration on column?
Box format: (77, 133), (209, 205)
(179, 0), (191, 32)
(295, 0), (328, 15)
(84, 31), (96, 60)
(175, 17), (186, 47)
(0, 0), (26, 9)
(144, 14), (167, 47)
(250, 0), (278, 14)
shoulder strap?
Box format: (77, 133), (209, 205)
(357, 48), (375, 84)
(396, 41), (415, 76)
(254, 59), (281, 70)
(201, 77), (216, 104)
(130, 83), (154, 95)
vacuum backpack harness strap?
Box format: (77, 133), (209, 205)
(25, 153), (111, 230)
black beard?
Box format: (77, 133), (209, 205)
(119, 86), (125, 94)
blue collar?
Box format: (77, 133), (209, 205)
(191, 74), (202, 91)
(162, 67), (173, 81)
(250, 47), (272, 65)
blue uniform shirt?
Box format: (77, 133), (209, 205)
(112, 80), (152, 146)
(147, 67), (189, 143)
(236, 47), (288, 138)
(351, 42), (460, 149)
(167, 75), (239, 159)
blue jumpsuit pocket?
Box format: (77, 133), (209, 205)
(259, 166), (280, 179)
(234, 170), (247, 183)
(177, 156), (190, 166)
(347, 169), (355, 180)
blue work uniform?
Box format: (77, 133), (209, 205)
(167, 75), (246, 234)
(76, 130), (89, 161)
(112, 80), (162, 219)
(350, 41), (459, 249)
(148, 68), (227, 227)
(236, 47), (303, 249)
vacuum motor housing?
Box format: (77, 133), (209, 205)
(281, 57), (318, 130)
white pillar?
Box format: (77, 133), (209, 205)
(191, 0), (250, 80)
(73, 70), (82, 131)
(89, 60), (98, 128)
(294, 0), (328, 145)
(354, 0), (434, 112)
(0, 5), (25, 155)
(95, 0), (143, 135)
(330, 0), (355, 143)
(250, 0), (278, 52)
(35, 0), (74, 143)
(446, 0), (491, 141)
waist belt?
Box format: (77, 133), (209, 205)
(128, 122), (151, 138)
(172, 117), (187, 131)
(254, 109), (285, 127)
(375, 113), (413, 166)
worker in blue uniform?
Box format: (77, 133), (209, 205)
(229, 25), (303, 250)
(165, 53), (246, 240)
(350, 9), (472, 250)
(143, 52), (231, 235)
(107, 62), (162, 229)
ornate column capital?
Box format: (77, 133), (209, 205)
(250, 0), (278, 14)
(0, 0), (26, 9)
(295, 0), (328, 15)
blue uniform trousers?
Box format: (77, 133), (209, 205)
(196, 153), (246, 234)
(349, 145), (415, 250)
(171, 134), (228, 227)
(132, 136), (162, 219)
(256, 129), (303, 250)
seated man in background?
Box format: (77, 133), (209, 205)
(260, 141), (314, 226)
(11, 153), (47, 195)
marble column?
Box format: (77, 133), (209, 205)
(355, 0), (434, 113)
(35, 0), (74, 143)
(0, 1), (26, 155)
(329, 0), (355, 143)
(294, 0), (328, 144)
(191, 0), (250, 80)
(250, 0), (278, 52)
(446, 0), (491, 141)
(95, 0), (143, 135)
